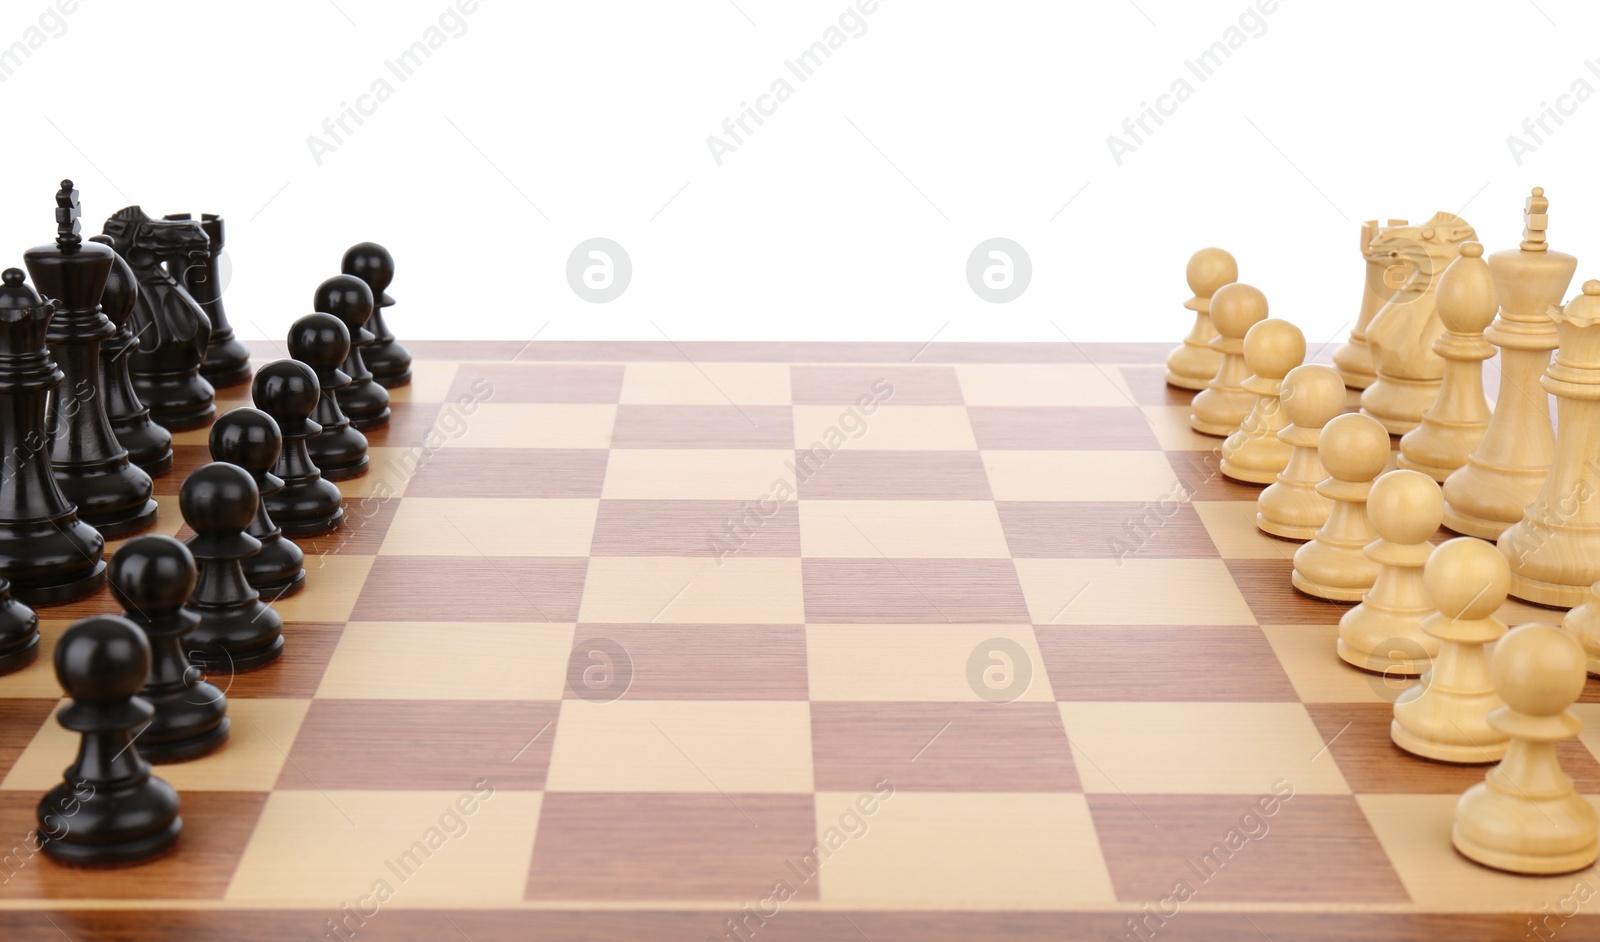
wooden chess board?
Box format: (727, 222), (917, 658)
(0, 341), (1595, 941)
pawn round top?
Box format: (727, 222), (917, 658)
(1368, 469), (1443, 543)
(0, 268), (43, 311)
(341, 241), (395, 295)
(1492, 624), (1587, 716)
(110, 535), (197, 613)
(54, 615), (151, 702)
(1241, 319), (1306, 380)
(1185, 248), (1238, 298)
(1279, 364), (1346, 429)
(253, 359), (321, 422)
(180, 462), (260, 536)
(287, 312), (351, 369)
(314, 274), (374, 330)
(1318, 412), (1391, 483)
(1436, 242), (1498, 334)
(1209, 283), (1269, 338)
(1424, 537), (1508, 621)
(210, 407), (282, 473)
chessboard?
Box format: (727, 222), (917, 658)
(0, 341), (1595, 942)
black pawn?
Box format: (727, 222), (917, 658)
(181, 463), (283, 671)
(289, 313), (368, 480)
(342, 242), (411, 388)
(93, 234), (173, 475)
(254, 360), (343, 536)
(110, 536), (229, 762)
(163, 213), (250, 389)
(316, 274), (389, 430)
(0, 578), (39, 675)
(26, 181), (159, 538)
(211, 408), (305, 598)
(38, 615), (182, 866)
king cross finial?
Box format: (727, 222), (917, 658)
(1522, 186), (1549, 253)
(55, 179), (81, 249)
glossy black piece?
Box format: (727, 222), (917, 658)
(163, 213), (250, 389)
(37, 615), (182, 866)
(109, 536), (229, 762)
(181, 463), (282, 671)
(211, 408), (305, 599)
(26, 182), (158, 539)
(253, 360), (343, 536)
(100, 208), (215, 431)
(0, 268), (106, 605)
(0, 578), (39, 675)
(341, 242), (411, 388)
(290, 312), (368, 480)
(93, 234), (172, 476)
(316, 274), (389, 430)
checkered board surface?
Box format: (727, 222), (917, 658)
(0, 341), (1594, 942)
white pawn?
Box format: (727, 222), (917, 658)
(1454, 624), (1598, 875)
(1562, 582), (1600, 677)
(1293, 413), (1391, 602)
(1392, 537), (1509, 763)
(1338, 470), (1443, 676)
(1258, 364), (1344, 540)
(1398, 242), (1496, 482)
(1165, 248), (1237, 390)
(1191, 283), (1269, 437)
(1222, 319), (1306, 484)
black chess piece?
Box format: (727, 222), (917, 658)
(211, 408), (305, 598)
(110, 535), (229, 762)
(93, 234), (173, 475)
(181, 462), (283, 671)
(0, 578), (39, 675)
(26, 181), (158, 538)
(342, 241), (411, 389)
(315, 274), (389, 430)
(162, 213), (250, 389)
(0, 268), (106, 605)
(289, 312), (369, 480)
(37, 614), (182, 866)
(254, 360), (343, 536)
(99, 208), (215, 431)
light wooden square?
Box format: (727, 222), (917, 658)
(545, 700), (813, 792)
(379, 498), (598, 556)
(1262, 625), (1393, 703)
(438, 404), (615, 449)
(983, 451), (1182, 502)
(601, 449), (796, 501)
(104, 495), (184, 557)
(227, 789), (541, 905)
(317, 622), (575, 700)
(1057, 702), (1352, 794)
(0, 619), (70, 698)
(1015, 558), (1255, 626)
(0, 698), (310, 792)
(792, 405), (975, 451)
(579, 557), (804, 624)
(956, 364), (1136, 408)
(1140, 404), (1226, 451)
(276, 555), (374, 623)
(798, 500), (1010, 558)
(807, 625), (1054, 701)
(814, 791), (1116, 907)
(1193, 500), (1297, 560)
(620, 362), (792, 405)
(387, 360), (461, 403)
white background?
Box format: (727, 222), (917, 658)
(1, 0), (1598, 347)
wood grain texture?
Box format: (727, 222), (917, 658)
(997, 501), (1217, 559)
(801, 559), (1030, 624)
(1037, 626), (1299, 701)
(568, 625), (809, 700)
(352, 556), (587, 622)
(590, 499), (800, 557)
(968, 407), (1162, 450)
(795, 450), (993, 501)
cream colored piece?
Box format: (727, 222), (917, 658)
(1165, 247), (1237, 390)
(1453, 624), (1598, 875)
(1391, 537), (1510, 762)
(1361, 212), (1479, 434)
(1191, 283), (1269, 437)
(1292, 413), (1392, 602)
(1334, 218), (1411, 390)
(1221, 319), (1305, 485)
(1337, 470), (1443, 676)
(1444, 188), (1577, 539)
(1257, 364), (1344, 540)
(1398, 243), (1496, 482)
(1499, 280), (1600, 607)
(1561, 582), (1600, 676)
